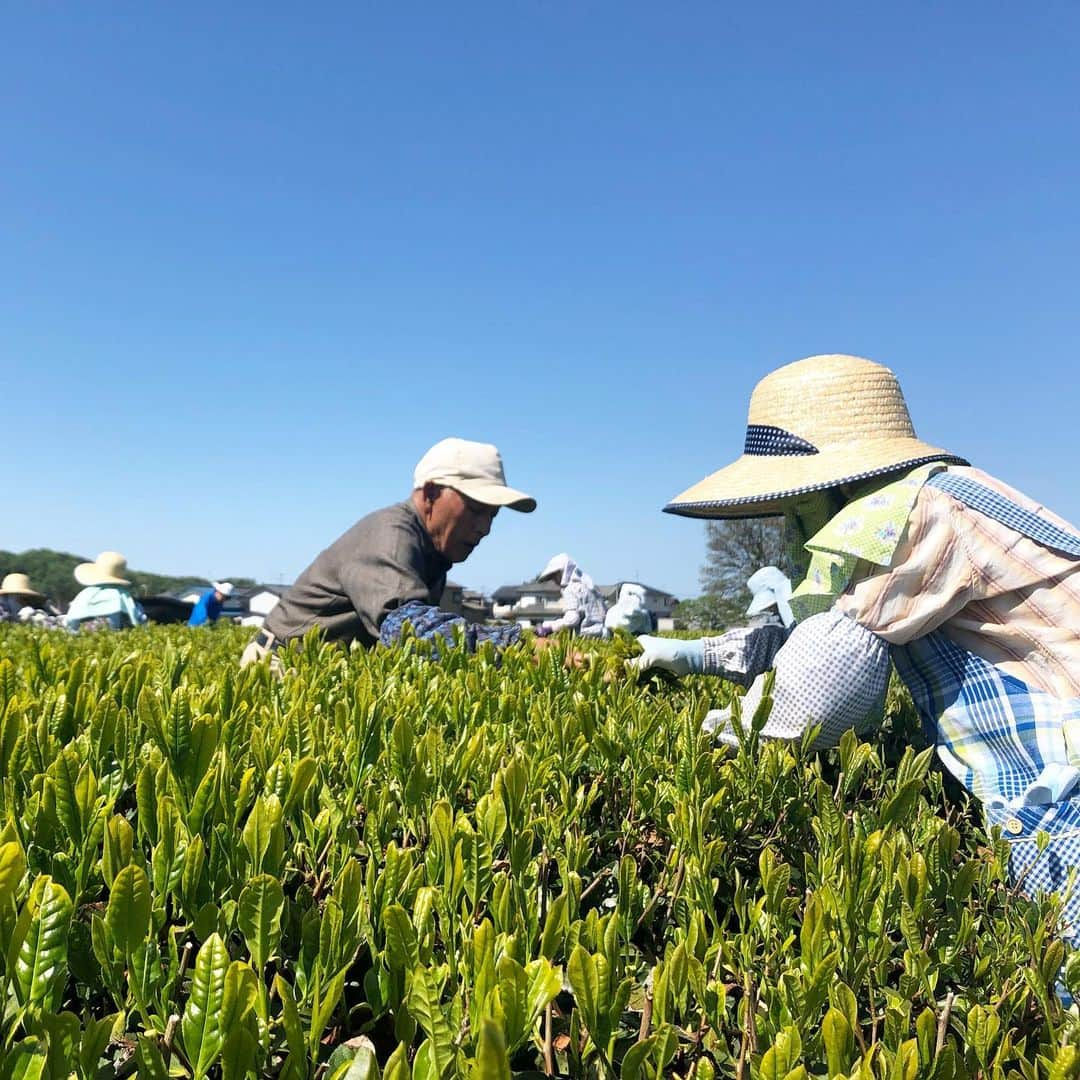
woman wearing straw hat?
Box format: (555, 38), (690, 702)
(635, 354), (1080, 949)
(0, 573), (63, 626)
(65, 551), (148, 632)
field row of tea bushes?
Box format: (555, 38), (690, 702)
(0, 623), (1076, 1079)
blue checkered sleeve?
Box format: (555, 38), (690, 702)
(379, 600), (523, 653)
(700, 622), (789, 686)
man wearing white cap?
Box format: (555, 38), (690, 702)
(241, 437), (536, 664)
(188, 582), (236, 627)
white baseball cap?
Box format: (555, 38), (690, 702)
(213, 581), (235, 597)
(413, 438), (536, 512)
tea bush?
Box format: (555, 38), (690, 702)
(0, 623), (1077, 1079)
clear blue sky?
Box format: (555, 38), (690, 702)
(3, 2), (1078, 598)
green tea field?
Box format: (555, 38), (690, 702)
(0, 625), (1076, 1079)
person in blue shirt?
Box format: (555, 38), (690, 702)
(188, 581), (235, 627)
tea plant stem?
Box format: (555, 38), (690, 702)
(853, 1012), (868, 1055)
(544, 1002), (555, 1075)
(635, 854), (685, 939)
(579, 866), (613, 904)
(178, 940), (194, 984)
(736, 969), (757, 1080)
(638, 984), (653, 1040)
(936, 991), (956, 1054)
(163, 1012), (179, 1066)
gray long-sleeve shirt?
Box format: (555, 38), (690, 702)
(262, 500), (451, 647)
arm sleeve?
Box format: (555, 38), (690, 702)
(339, 521), (441, 641)
(705, 609), (891, 751)
(121, 592), (147, 627)
(699, 623), (790, 686)
(544, 608), (582, 632)
(380, 599), (523, 652)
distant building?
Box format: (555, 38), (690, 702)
(491, 579), (679, 631)
(224, 585), (289, 626)
(163, 582), (290, 626)
(491, 579), (563, 628)
(440, 581), (492, 624)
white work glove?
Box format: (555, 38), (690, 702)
(630, 635), (705, 676)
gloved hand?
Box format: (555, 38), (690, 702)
(629, 635), (705, 676)
(535, 624), (553, 638)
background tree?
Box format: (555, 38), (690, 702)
(0, 548), (254, 606)
(672, 594), (733, 632)
(685, 517), (789, 629)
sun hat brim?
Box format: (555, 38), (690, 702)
(449, 478), (537, 513)
(0, 586), (44, 599)
(74, 562), (132, 586)
(664, 437), (968, 519)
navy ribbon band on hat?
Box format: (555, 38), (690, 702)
(744, 424), (818, 457)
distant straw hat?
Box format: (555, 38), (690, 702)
(74, 551), (132, 586)
(665, 354), (967, 519)
(0, 573), (44, 599)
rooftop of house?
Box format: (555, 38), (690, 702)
(491, 580), (563, 603)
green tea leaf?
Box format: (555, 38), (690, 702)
(469, 1018), (510, 1080)
(15, 875), (73, 1010)
(237, 873), (284, 973)
(181, 932), (229, 1080)
(105, 863), (151, 955)
(408, 967), (455, 1080)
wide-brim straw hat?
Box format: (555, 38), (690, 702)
(665, 354), (968, 519)
(74, 551), (132, 586)
(0, 573), (44, 599)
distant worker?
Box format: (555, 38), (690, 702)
(65, 551), (147, 632)
(241, 438), (538, 666)
(604, 582), (653, 636)
(744, 566), (795, 628)
(189, 581), (235, 626)
(0, 572), (64, 627)
(534, 554), (608, 638)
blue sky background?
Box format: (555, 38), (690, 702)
(3, 2), (1078, 598)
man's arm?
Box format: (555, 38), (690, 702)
(337, 518), (445, 641)
(380, 599), (522, 650)
(540, 608), (582, 634)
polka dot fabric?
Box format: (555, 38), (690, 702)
(703, 609), (891, 750)
(743, 424), (819, 457)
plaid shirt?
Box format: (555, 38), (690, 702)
(547, 578), (608, 637)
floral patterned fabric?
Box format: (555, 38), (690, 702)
(788, 463), (943, 621)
